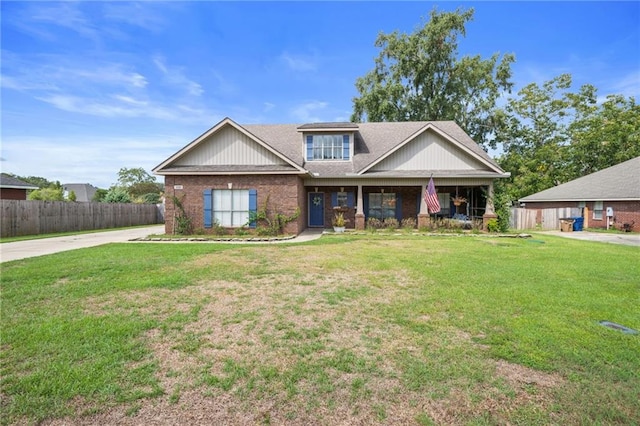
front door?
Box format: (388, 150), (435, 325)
(308, 192), (324, 227)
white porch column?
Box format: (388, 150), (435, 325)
(419, 183), (428, 215)
(485, 182), (495, 215)
(356, 184), (364, 215)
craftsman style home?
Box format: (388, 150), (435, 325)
(153, 118), (509, 235)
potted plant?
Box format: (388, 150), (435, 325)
(452, 195), (467, 206)
(332, 212), (348, 233)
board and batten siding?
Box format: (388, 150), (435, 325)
(174, 126), (288, 167)
(303, 178), (494, 187)
(370, 132), (486, 172)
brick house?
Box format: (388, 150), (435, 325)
(519, 156), (640, 232)
(0, 174), (38, 200)
(153, 118), (509, 235)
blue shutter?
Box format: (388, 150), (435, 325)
(343, 134), (349, 160)
(363, 193), (369, 220)
(306, 135), (313, 160)
(203, 189), (213, 228)
(248, 189), (257, 228)
(331, 192), (338, 207)
(395, 193), (403, 222)
(347, 192), (355, 208)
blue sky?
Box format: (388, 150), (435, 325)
(2, 1), (639, 189)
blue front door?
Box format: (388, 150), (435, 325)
(308, 192), (324, 227)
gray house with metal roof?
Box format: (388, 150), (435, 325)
(154, 117), (509, 234)
(519, 156), (640, 232)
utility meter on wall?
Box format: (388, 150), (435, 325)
(606, 207), (614, 217)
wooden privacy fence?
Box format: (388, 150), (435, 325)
(510, 207), (582, 230)
(1, 200), (164, 238)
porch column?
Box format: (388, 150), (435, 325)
(417, 183), (430, 229)
(482, 181), (498, 230)
(355, 184), (365, 230)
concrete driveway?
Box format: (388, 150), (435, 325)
(0, 225), (165, 263)
(541, 230), (640, 247)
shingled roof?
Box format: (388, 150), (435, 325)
(0, 174), (39, 190)
(243, 120), (503, 175)
(520, 156), (640, 202)
(155, 118), (506, 178)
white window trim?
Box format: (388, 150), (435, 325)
(593, 201), (603, 220)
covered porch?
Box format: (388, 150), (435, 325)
(304, 179), (497, 230)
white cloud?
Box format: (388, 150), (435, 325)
(1, 135), (187, 188)
(153, 56), (203, 97)
(605, 70), (640, 98)
(280, 52), (317, 72)
(290, 101), (329, 122)
(102, 3), (168, 32)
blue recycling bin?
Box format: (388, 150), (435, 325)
(571, 217), (584, 231)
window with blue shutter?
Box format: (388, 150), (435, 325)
(248, 189), (257, 228)
(343, 134), (350, 160)
(306, 135), (313, 161)
(395, 193), (402, 221)
(203, 189), (213, 228)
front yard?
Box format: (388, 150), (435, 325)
(1, 235), (638, 425)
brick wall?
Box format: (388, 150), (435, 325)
(0, 188), (29, 200)
(163, 175), (305, 235)
(524, 200), (640, 232)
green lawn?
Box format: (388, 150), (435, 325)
(1, 234), (638, 425)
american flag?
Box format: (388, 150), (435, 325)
(424, 177), (440, 214)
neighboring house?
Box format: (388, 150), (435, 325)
(153, 117), (509, 235)
(63, 183), (99, 202)
(0, 174), (39, 200)
(519, 156), (640, 232)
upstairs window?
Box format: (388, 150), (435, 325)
(306, 134), (350, 161)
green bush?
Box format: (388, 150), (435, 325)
(486, 218), (499, 233)
(104, 188), (131, 203)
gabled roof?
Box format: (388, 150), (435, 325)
(154, 117), (507, 179)
(0, 174), (39, 190)
(153, 118), (307, 175)
(520, 156), (640, 202)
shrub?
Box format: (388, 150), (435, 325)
(487, 218), (499, 233)
(104, 187), (131, 203)
(212, 221), (227, 236)
(383, 217), (399, 229)
(401, 217), (417, 229)
(169, 195), (192, 235)
(366, 217), (382, 230)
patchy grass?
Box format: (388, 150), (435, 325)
(1, 235), (638, 425)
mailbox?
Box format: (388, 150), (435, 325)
(606, 207), (614, 217)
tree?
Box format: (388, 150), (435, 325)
(116, 167), (162, 200)
(104, 187), (131, 203)
(28, 187), (64, 201)
(67, 190), (77, 202)
(5, 174), (60, 189)
(351, 7), (515, 148)
(92, 188), (108, 202)
(568, 94), (640, 176)
(493, 74), (598, 200)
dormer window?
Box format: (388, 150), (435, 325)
(306, 134), (349, 161)
(298, 122), (358, 162)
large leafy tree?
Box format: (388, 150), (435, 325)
(351, 7), (515, 148)
(116, 167), (163, 201)
(494, 73), (639, 200)
(568, 94), (640, 176)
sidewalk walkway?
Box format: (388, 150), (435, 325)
(0, 226), (165, 263)
(540, 230), (640, 247)
(0, 227), (324, 263)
